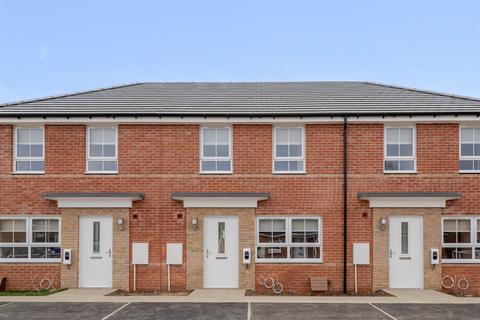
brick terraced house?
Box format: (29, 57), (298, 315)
(1, 81), (480, 295)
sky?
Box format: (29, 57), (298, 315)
(0, 0), (479, 104)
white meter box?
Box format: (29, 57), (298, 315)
(166, 243), (183, 265)
(353, 243), (370, 265)
(132, 243), (149, 265)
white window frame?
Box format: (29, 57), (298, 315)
(441, 216), (480, 264)
(384, 125), (417, 173)
(199, 126), (233, 174)
(13, 126), (45, 174)
(459, 126), (480, 173)
(0, 216), (61, 263)
(256, 216), (322, 263)
(86, 126), (118, 174)
(272, 126), (306, 174)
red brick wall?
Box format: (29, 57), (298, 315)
(45, 125), (86, 174)
(0, 125), (13, 173)
(233, 124), (272, 174)
(0, 264), (60, 291)
(1, 122), (480, 294)
(442, 265), (480, 296)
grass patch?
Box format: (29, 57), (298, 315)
(0, 288), (67, 296)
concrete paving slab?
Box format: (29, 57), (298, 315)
(251, 303), (390, 320)
(108, 302), (248, 320)
(375, 303), (480, 320)
(0, 302), (123, 320)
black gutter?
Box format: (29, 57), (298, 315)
(343, 116), (348, 294)
(2, 111), (480, 118)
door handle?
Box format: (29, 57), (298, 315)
(206, 249), (210, 258)
(107, 249), (111, 258)
(389, 249), (394, 258)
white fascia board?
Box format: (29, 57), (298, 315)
(366, 197), (452, 208)
(179, 196), (265, 208)
(55, 197), (134, 208)
(2, 114), (480, 124)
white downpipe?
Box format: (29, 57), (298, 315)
(133, 264), (137, 292)
(167, 264), (171, 291)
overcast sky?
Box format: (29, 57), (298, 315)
(0, 0), (479, 103)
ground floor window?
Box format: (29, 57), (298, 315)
(256, 216), (322, 263)
(0, 217), (61, 262)
(442, 217), (480, 263)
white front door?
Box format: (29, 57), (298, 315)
(204, 216), (239, 288)
(79, 216), (113, 288)
(389, 216), (424, 289)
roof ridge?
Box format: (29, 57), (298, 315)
(0, 82), (146, 107)
(362, 81), (480, 103)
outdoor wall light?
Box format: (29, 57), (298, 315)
(380, 217), (387, 230)
(117, 218), (125, 231)
(192, 217), (199, 231)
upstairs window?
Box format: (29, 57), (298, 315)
(384, 127), (415, 173)
(200, 127), (232, 173)
(14, 127), (44, 173)
(87, 128), (118, 173)
(459, 127), (480, 172)
(273, 127), (305, 173)
(442, 217), (480, 263)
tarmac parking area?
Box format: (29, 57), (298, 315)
(0, 302), (479, 320)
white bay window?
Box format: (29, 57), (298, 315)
(442, 217), (480, 263)
(0, 217), (61, 262)
(256, 217), (322, 262)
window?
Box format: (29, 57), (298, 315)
(0, 217), (60, 262)
(200, 127), (232, 173)
(401, 222), (409, 255)
(459, 127), (480, 172)
(14, 127), (44, 173)
(384, 127), (415, 172)
(256, 217), (322, 262)
(442, 217), (480, 263)
(218, 222), (225, 254)
(273, 127), (305, 173)
(93, 222), (100, 253)
(87, 127), (118, 173)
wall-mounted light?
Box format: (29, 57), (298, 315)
(380, 217), (387, 230)
(191, 217), (198, 231)
(117, 218), (125, 231)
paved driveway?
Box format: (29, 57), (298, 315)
(0, 302), (479, 319)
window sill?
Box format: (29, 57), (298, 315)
(0, 259), (61, 264)
(84, 171), (118, 175)
(383, 171), (417, 174)
(11, 171), (45, 175)
(256, 259), (323, 264)
(441, 260), (480, 264)
(272, 171), (307, 175)
(199, 171), (233, 175)
(459, 171), (480, 174)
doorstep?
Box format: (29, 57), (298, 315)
(189, 289), (246, 300)
(382, 289), (459, 303)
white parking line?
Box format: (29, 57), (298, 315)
(369, 303), (398, 320)
(0, 302), (14, 310)
(102, 302), (131, 320)
(247, 302), (251, 320)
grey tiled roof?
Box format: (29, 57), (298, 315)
(1, 81), (480, 116)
